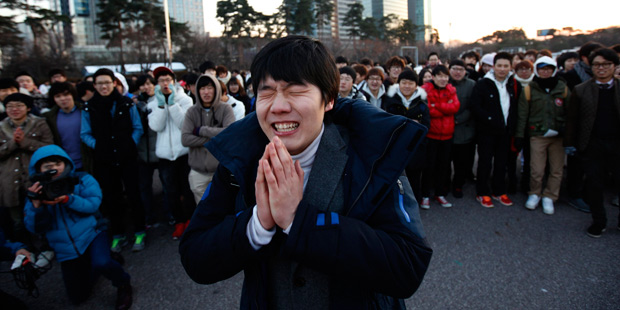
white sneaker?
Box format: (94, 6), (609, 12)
(435, 196), (453, 208)
(525, 194), (540, 210)
(35, 251), (54, 268)
(542, 197), (554, 215)
(420, 197), (430, 210)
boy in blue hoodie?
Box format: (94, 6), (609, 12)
(23, 145), (132, 309)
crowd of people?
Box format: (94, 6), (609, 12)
(1, 38), (619, 309)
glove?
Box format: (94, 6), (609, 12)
(513, 137), (524, 152)
(154, 85), (165, 108)
(565, 146), (577, 156)
(167, 84), (176, 106)
(193, 127), (201, 136)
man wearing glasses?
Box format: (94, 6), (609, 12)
(565, 48), (620, 238)
(81, 68), (145, 252)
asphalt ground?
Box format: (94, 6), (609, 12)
(1, 176), (619, 310)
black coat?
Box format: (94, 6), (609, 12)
(470, 75), (521, 136)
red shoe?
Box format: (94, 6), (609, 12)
(492, 194), (513, 206)
(476, 196), (494, 208)
(172, 222), (186, 240)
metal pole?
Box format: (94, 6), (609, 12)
(163, 0), (173, 66)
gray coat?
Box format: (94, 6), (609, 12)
(451, 77), (477, 144)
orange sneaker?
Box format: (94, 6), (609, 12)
(476, 196), (494, 208)
(492, 194), (513, 206)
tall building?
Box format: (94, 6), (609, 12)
(363, 0), (408, 21)
(408, 0), (431, 42)
(164, 0), (205, 34)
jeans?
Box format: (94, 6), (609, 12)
(60, 232), (130, 304)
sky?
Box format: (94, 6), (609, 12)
(203, 0), (619, 44)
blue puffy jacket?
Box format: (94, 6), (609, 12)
(24, 145), (103, 262)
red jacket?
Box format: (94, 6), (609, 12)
(421, 82), (460, 140)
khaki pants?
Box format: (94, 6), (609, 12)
(529, 136), (564, 200)
(188, 169), (214, 203)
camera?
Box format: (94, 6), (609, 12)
(27, 169), (79, 201)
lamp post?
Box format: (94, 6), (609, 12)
(163, 0), (173, 66)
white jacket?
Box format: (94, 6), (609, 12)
(222, 96), (246, 121)
(148, 84), (193, 160)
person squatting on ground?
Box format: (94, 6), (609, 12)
(181, 74), (235, 204)
(147, 67), (195, 240)
(24, 145), (132, 309)
(515, 56), (569, 215)
(180, 36), (432, 309)
(565, 48), (620, 237)
(81, 68), (145, 252)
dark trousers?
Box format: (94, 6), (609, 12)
(60, 232), (130, 304)
(405, 166), (423, 202)
(158, 155), (195, 223)
(422, 138), (452, 197)
(138, 161), (170, 225)
(567, 154), (585, 199)
(451, 141), (476, 189)
(581, 137), (620, 227)
(476, 133), (510, 196)
(95, 160), (145, 236)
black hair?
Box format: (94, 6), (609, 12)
(339, 66), (357, 80)
(183, 73), (199, 86)
(135, 75), (156, 88)
(398, 70), (418, 84)
(76, 81), (95, 98)
(4, 93), (33, 108)
(196, 75), (216, 91)
(385, 56), (406, 69)
(199, 61), (216, 73)
(556, 52), (579, 69)
(578, 41), (603, 59)
(588, 48), (620, 66)
(360, 58), (374, 67)
(494, 52), (513, 65)
(93, 68), (115, 82)
(335, 56), (349, 65)
(418, 68), (432, 85)
(215, 65), (228, 76)
(611, 44), (620, 54)
(48, 68), (66, 79)
(461, 51), (480, 62)
(35, 155), (69, 173)
(431, 65), (450, 76)
(251, 35), (338, 106)
(449, 59), (466, 69)
(0, 77), (20, 90)
(427, 52), (439, 60)
(227, 77), (246, 96)
(48, 82), (78, 106)
(15, 71), (35, 82)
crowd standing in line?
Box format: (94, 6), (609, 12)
(0, 37), (619, 308)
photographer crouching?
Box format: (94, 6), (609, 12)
(23, 145), (133, 309)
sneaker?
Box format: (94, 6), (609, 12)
(542, 197), (554, 215)
(420, 197), (430, 210)
(525, 194), (540, 210)
(111, 236), (128, 253)
(116, 283), (133, 310)
(476, 196), (494, 208)
(132, 232), (146, 252)
(492, 194), (513, 206)
(452, 188), (463, 198)
(435, 196), (452, 208)
(35, 251), (55, 268)
(172, 222), (186, 240)
(567, 197), (590, 213)
(586, 224), (606, 238)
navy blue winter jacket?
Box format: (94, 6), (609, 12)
(180, 98), (432, 309)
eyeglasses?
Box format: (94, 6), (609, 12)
(158, 77), (174, 84)
(450, 67), (465, 72)
(517, 68), (532, 72)
(5, 103), (27, 110)
(95, 81), (113, 86)
(591, 62), (614, 69)
(368, 77), (383, 82)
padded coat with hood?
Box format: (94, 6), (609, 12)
(421, 82), (460, 140)
(181, 74), (236, 174)
(470, 71), (522, 136)
(180, 98), (432, 309)
(24, 145), (103, 262)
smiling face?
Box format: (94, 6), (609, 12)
(449, 65), (466, 81)
(256, 76), (333, 155)
(5, 101), (30, 123)
(537, 66), (555, 79)
(591, 55), (616, 82)
(399, 79), (417, 99)
(94, 75), (116, 97)
(368, 75), (383, 92)
(434, 72), (450, 88)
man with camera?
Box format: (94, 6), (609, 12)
(24, 145), (133, 309)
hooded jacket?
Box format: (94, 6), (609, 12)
(182, 74), (236, 173)
(180, 98), (432, 309)
(24, 145), (103, 262)
(148, 83), (193, 160)
(360, 83), (386, 109)
(516, 57), (569, 138)
(470, 71), (521, 136)
(0, 115), (53, 207)
(421, 82), (460, 140)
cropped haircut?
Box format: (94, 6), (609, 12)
(579, 42), (603, 59)
(366, 68), (384, 81)
(611, 44), (620, 54)
(135, 75), (156, 88)
(0, 77), (19, 90)
(524, 49), (538, 58)
(494, 52), (513, 65)
(431, 65), (449, 76)
(48, 82), (78, 106)
(251, 35), (339, 106)
(335, 56), (349, 65)
(352, 64), (368, 78)
(588, 48), (620, 66)
(427, 52), (439, 60)
(449, 59), (466, 69)
(93, 68), (116, 82)
(385, 56), (406, 69)
(48, 68), (66, 79)
(360, 58), (374, 67)
(216, 65), (228, 76)
(461, 51), (480, 62)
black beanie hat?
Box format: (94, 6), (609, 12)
(339, 66), (357, 80)
(4, 93), (34, 108)
(398, 70), (418, 83)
